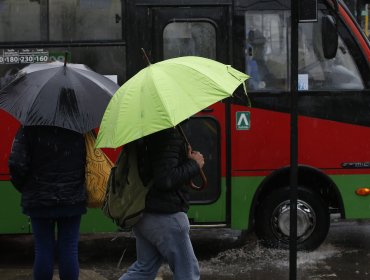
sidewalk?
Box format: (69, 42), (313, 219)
(0, 268), (167, 280)
(0, 269), (108, 280)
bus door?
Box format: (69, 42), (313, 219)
(134, 3), (231, 225)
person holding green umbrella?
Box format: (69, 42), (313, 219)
(96, 55), (249, 279)
(119, 123), (205, 280)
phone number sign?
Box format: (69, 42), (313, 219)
(0, 49), (49, 64)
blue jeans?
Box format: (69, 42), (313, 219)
(119, 212), (200, 280)
(30, 216), (81, 280)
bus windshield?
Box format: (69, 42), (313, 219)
(244, 9), (364, 92)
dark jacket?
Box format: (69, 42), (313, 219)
(8, 126), (87, 209)
(145, 127), (200, 213)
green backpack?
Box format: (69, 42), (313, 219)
(102, 140), (152, 230)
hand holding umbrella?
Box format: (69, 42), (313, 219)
(178, 125), (207, 190)
(188, 148), (204, 168)
(187, 146), (207, 190)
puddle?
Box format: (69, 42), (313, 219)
(196, 241), (341, 276)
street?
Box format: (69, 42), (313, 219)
(1, 219), (370, 279)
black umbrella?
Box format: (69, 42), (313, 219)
(0, 61), (119, 133)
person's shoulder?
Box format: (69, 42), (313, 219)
(21, 125), (37, 138)
(148, 127), (178, 141)
(146, 128), (182, 152)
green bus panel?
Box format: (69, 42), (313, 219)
(0, 181), (29, 233)
(187, 178), (227, 223)
(331, 174), (370, 219)
(0, 180), (119, 234)
(80, 208), (118, 233)
(230, 176), (262, 229)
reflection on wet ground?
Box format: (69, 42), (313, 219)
(1, 220), (370, 279)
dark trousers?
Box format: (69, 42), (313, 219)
(30, 216), (81, 280)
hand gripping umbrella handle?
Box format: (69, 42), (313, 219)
(177, 125), (208, 191)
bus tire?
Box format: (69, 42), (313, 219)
(255, 186), (330, 251)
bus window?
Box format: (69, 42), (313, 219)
(181, 117), (220, 204)
(245, 11), (290, 91)
(47, 46), (126, 85)
(49, 0), (122, 41)
(0, 0), (123, 42)
(0, 0), (42, 42)
(163, 22), (216, 59)
(298, 12), (364, 91)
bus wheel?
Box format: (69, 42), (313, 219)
(255, 187), (330, 251)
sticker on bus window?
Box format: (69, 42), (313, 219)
(236, 111), (250, 130)
(298, 74), (309, 91)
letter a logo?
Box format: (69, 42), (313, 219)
(236, 112), (250, 130)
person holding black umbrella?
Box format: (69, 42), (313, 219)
(1, 59), (119, 280)
(9, 125), (86, 280)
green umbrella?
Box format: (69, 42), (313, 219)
(96, 56), (249, 148)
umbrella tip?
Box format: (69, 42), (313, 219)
(141, 48), (151, 66)
(64, 51), (68, 67)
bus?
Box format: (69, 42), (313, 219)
(0, 0), (369, 251)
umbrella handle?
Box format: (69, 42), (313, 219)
(190, 168), (208, 191)
(177, 125), (207, 190)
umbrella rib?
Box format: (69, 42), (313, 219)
(147, 66), (176, 125)
(162, 60), (250, 107)
(164, 60), (248, 93)
(24, 69), (62, 119)
(1, 69), (59, 123)
(164, 61), (230, 91)
(71, 68), (117, 95)
(157, 65), (224, 111)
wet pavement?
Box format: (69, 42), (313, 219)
(1, 219), (370, 279)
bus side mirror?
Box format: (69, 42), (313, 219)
(322, 15), (338, 59)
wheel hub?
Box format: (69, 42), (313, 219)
(271, 200), (316, 242)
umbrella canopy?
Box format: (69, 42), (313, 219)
(0, 61), (119, 133)
(96, 56), (249, 148)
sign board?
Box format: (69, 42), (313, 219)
(0, 49), (71, 65)
(236, 111), (250, 130)
(0, 49), (49, 64)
